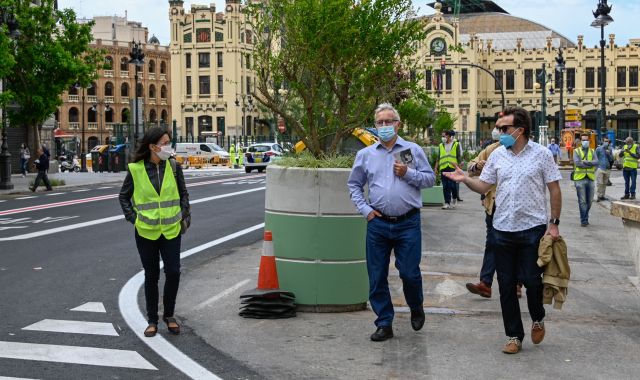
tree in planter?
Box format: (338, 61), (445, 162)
(2, 0), (102, 161)
(247, 0), (426, 158)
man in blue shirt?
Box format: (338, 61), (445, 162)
(548, 138), (560, 164)
(348, 103), (436, 342)
(595, 137), (614, 201)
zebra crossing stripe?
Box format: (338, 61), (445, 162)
(70, 302), (107, 313)
(22, 319), (119, 336)
(0, 376), (38, 380)
(0, 341), (157, 370)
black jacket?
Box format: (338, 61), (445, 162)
(35, 153), (49, 172)
(119, 158), (190, 224)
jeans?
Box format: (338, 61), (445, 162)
(479, 212), (496, 286)
(366, 212), (423, 328)
(441, 169), (458, 204)
(135, 230), (182, 324)
(494, 225), (546, 341)
(596, 168), (610, 198)
(33, 171), (52, 190)
(623, 169), (637, 195)
(20, 158), (28, 175)
(575, 179), (594, 225)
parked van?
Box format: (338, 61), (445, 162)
(175, 143), (230, 161)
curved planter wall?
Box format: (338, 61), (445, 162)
(265, 165), (368, 312)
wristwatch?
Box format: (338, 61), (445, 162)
(549, 218), (560, 225)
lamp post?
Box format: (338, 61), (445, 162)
(74, 82), (92, 172)
(592, 0), (613, 142)
(128, 41), (145, 149)
(0, 5), (20, 190)
(91, 102), (111, 145)
(555, 48), (566, 132)
(235, 94), (254, 143)
(535, 64), (551, 137)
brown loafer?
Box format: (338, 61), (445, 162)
(144, 323), (158, 337)
(531, 321), (545, 344)
(466, 281), (491, 298)
(163, 316), (180, 335)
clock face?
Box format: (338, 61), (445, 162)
(431, 38), (446, 55)
(171, 8), (178, 15)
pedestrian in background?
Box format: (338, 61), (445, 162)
(595, 137), (613, 201)
(119, 126), (191, 337)
(29, 146), (52, 192)
(348, 103), (436, 342)
(435, 130), (462, 209)
(445, 107), (562, 355)
(548, 138), (560, 164)
(620, 136), (638, 200)
(19, 143), (30, 177)
(573, 134), (598, 227)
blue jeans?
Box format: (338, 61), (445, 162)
(441, 169), (458, 204)
(494, 225), (546, 341)
(623, 169), (637, 195)
(575, 179), (594, 225)
(366, 212), (423, 327)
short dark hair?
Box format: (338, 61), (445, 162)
(501, 107), (531, 138)
(445, 130), (456, 137)
(581, 133), (590, 138)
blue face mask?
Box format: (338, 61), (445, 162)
(582, 141), (590, 149)
(377, 126), (396, 142)
(500, 130), (519, 149)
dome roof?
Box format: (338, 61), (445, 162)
(148, 35), (160, 45)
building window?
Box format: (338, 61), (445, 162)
(461, 68), (468, 90)
(186, 117), (194, 137)
(121, 83), (129, 97)
(617, 67), (627, 88)
(196, 28), (211, 43)
(524, 69), (533, 89)
(186, 53), (191, 69)
(445, 69), (452, 90)
(199, 53), (210, 68)
(566, 68), (576, 90)
(217, 75), (224, 94)
(215, 31), (224, 42)
(586, 67), (595, 88)
(199, 76), (210, 95)
(246, 54), (251, 70)
(149, 60), (156, 74)
(425, 70), (432, 91)
(630, 66), (639, 87)
(186, 76), (192, 95)
(160, 61), (167, 75)
(494, 70), (503, 91)
(217, 116), (225, 135)
(246, 76), (251, 94)
(597, 67), (606, 89)
(217, 52), (223, 68)
(505, 70), (515, 90)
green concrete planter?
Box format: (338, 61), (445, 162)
(264, 165), (368, 312)
(422, 185), (444, 206)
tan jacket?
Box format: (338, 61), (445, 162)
(537, 235), (570, 309)
(468, 142), (500, 215)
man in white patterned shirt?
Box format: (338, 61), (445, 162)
(444, 107), (562, 355)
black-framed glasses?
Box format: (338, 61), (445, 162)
(375, 119), (399, 127)
(497, 125), (515, 133)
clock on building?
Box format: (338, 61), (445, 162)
(430, 37), (446, 56)
(171, 7), (178, 15)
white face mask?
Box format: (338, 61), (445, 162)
(491, 128), (500, 141)
(156, 145), (173, 161)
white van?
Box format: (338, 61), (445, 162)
(175, 143), (230, 161)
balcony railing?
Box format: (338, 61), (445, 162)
(121, 70), (129, 78)
(149, 73), (156, 80)
(87, 96), (98, 103)
(69, 122), (79, 130)
(105, 96), (115, 104)
(121, 96), (129, 104)
(104, 70), (114, 77)
(161, 99), (167, 105)
(87, 122), (98, 130)
(68, 95), (79, 102)
(160, 74), (167, 81)
(149, 99), (156, 105)
(105, 123), (115, 131)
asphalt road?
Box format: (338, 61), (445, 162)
(0, 170), (267, 379)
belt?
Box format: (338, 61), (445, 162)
(375, 208), (419, 223)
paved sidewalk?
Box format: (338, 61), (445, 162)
(178, 171), (640, 379)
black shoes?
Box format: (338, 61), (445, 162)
(29, 187), (36, 192)
(410, 308), (425, 331)
(456, 198), (463, 202)
(370, 326), (394, 342)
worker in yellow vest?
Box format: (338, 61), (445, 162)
(237, 143), (244, 167)
(621, 136), (639, 200)
(229, 143), (237, 168)
(435, 130), (462, 209)
(119, 126), (191, 337)
(573, 133), (599, 227)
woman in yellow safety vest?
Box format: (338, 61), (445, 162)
(119, 126), (191, 337)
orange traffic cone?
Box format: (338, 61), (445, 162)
(257, 231), (279, 290)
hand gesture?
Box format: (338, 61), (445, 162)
(442, 166), (466, 183)
(367, 210), (382, 221)
(393, 160), (408, 177)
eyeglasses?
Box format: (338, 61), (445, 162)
(375, 119), (399, 127)
(497, 125), (515, 133)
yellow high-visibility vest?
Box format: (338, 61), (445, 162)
(574, 147), (595, 181)
(439, 141), (459, 170)
(129, 161), (181, 240)
(623, 144), (638, 169)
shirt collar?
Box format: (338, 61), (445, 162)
(375, 135), (408, 151)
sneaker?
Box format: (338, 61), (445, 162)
(441, 203), (451, 210)
(502, 337), (522, 354)
(531, 321), (545, 344)
(465, 281), (491, 298)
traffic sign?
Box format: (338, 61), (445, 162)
(566, 114), (582, 121)
(565, 121), (582, 127)
(566, 108), (581, 115)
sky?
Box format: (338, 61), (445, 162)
(58, 0), (639, 47)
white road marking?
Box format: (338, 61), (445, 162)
(119, 223), (265, 380)
(44, 193), (64, 196)
(95, 187), (113, 190)
(0, 200), (6, 203)
(70, 302), (106, 313)
(22, 319), (119, 336)
(192, 279), (251, 311)
(0, 341), (157, 370)
(14, 197), (36, 200)
(0, 376), (38, 380)
(0, 187), (265, 241)
(72, 189), (90, 192)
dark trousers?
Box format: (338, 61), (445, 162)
(33, 171), (52, 190)
(441, 169), (458, 204)
(135, 230), (182, 324)
(366, 212), (423, 327)
(479, 212), (496, 286)
(493, 225), (546, 341)
(623, 168), (637, 195)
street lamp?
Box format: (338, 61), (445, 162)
(0, 4), (20, 190)
(535, 63), (550, 135)
(555, 48), (566, 132)
(235, 94), (254, 142)
(74, 82), (92, 172)
(591, 0), (613, 141)
(128, 41), (145, 148)
(91, 102), (111, 145)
